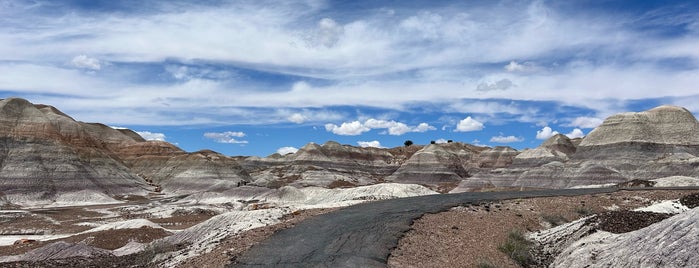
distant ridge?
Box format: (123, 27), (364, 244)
(2, 98), (699, 206)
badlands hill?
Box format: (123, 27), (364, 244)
(0, 98), (249, 206)
(2, 97), (699, 206)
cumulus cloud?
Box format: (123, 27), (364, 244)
(326, 119), (435, 136)
(476, 79), (514, 92)
(276, 146), (299, 155)
(357, 140), (384, 148)
(70, 55), (101, 70)
(135, 131), (166, 141)
(288, 113), (308, 124)
(490, 135), (524, 143)
(455, 117), (484, 132)
(325, 121), (370, 136)
(566, 128), (585, 139)
(567, 116), (604, 129)
(414, 122), (436, 132)
(434, 138), (448, 144)
(504, 61), (536, 72)
(203, 131), (248, 144)
(536, 126), (559, 140)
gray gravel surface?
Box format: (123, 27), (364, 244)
(232, 188), (620, 268)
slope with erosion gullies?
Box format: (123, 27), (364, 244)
(0, 98), (249, 206)
(457, 105), (699, 191)
(3, 97), (699, 206)
(0, 98), (151, 206)
(240, 141), (422, 189)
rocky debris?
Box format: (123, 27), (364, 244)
(614, 179), (656, 188)
(680, 193), (699, 208)
(553, 207), (699, 268)
(587, 210), (671, 234)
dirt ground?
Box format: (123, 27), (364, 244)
(387, 189), (698, 268)
(1, 189), (697, 268)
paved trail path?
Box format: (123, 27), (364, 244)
(233, 188), (618, 267)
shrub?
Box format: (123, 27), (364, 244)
(498, 230), (534, 267)
(430, 140), (436, 144)
(404, 140), (414, 146)
(541, 214), (568, 227)
(575, 207), (592, 216)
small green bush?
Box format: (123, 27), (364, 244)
(575, 207), (592, 216)
(497, 230), (534, 267)
(542, 214), (568, 227)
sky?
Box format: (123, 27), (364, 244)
(1, 0), (699, 156)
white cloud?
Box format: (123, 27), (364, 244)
(70, 55), (101, 70)
(504, 61), (536, 72)
(288, 113), (308, 124)
(203, 131), (248, 144)
(276, 146), (299, 155)
(504, 61), (525, 72)
(435, 138), (448, 144)
(324, 121), (370, 136)
(327, 119), (435, 136)
(135, 131), (166, 141)
(476, 79), (514, 92)
(455, 117), (484, 132)
(357, 140), (384, 148)
(414, 122), (436, 132)
(566, 128), (585, 139)
(536, 126), (559, 140)
(2, 1), (699, 127)
(567, 116), (604, 129)
(490, 135), (524, 143)
(314, 18), (344, 47)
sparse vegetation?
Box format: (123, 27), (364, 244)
(447, 139), (453, 143)
(497, 229), (534, 267)
(404, 140), (414, 146)
(541, 214), (568, 227)
(575, 207), (593, 216)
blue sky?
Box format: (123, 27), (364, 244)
(1, 0), (698, 156)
